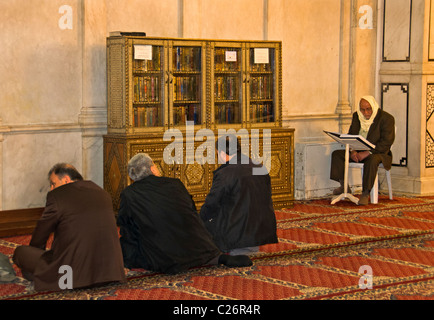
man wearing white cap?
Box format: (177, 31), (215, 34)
(330, 96), (395, 205)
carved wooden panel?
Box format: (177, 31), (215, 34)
(104, 128), (294, 211)
(106, 39), (126, 131)
(426, 84), (434, 167)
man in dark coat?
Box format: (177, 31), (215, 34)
(13, 163), (126, 292)
(330, 96), (395, 205)
(117, 153), (252, 275)
(200, 134), (278, 255)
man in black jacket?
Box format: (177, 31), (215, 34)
(117, 153), (252, 274)
(200, 134), (278, 255)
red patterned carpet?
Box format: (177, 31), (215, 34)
(1, 194), (433, 301)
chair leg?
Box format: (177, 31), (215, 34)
(370, 174), (379, 204)
(386, 170), (393, 200)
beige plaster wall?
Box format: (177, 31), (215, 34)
(0, 0), (83, 209)
(0, 0), (82, 125)
(277, 0), (341, 118)
(106, 0), (179, 38)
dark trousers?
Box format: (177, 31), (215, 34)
(330, 149), (383, 193)
(13, 245), (46, 281)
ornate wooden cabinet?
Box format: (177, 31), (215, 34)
(104, 35), (294, 210)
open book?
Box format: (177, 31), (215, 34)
(324, 130), (375, 151)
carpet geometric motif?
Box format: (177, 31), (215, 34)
(1, 195), (433, 300)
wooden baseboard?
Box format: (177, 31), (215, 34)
(0, 207), (43, 237)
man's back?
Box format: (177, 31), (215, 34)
(118, 175), (221, 274)
(29, 180), (126, 291)
(200, 154), (278, 252)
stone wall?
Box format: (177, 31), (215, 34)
(1, 0), (433, 209)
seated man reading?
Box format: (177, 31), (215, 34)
(116, 153), (252, 274)
(330, 96), (395, 205)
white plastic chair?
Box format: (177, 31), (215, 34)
(348, 162), (392, 204)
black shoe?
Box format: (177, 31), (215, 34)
(218, 254), (253, 268)
(358, 193), (369, 205)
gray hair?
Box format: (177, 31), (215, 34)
(128, 153), (154, 181)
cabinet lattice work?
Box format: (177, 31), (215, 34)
(104, 35), (294, 210)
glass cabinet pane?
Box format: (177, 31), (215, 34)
(213, 47), (242, 124)
(249, 48), (275, 123)
(132, 45), (164, 127)
(172, 46), (202, 126)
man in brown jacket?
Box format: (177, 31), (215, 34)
(13, 163), (126, 292)
(330, 96), (395, 205)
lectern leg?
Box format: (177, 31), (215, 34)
(331, 144), (359, 205)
